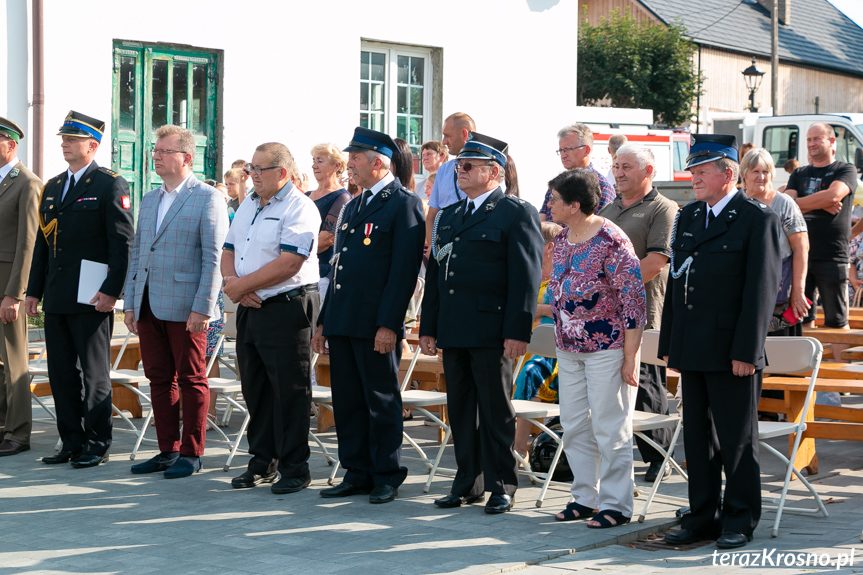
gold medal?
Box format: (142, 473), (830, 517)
(363, 238), (371, 245)
(363, 223), (373, 245)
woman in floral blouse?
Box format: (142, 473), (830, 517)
(547, 168), (647, 529)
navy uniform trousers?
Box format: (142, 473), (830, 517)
(443, 347), (518, 497)
(45, 312), (114, 456)
(680, 369), (762, 537)
(327, 336), (407, 489)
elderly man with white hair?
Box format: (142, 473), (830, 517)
(600, 143), (678, 482)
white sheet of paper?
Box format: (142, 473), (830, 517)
(77, 259), (109, 305)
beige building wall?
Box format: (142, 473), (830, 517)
(699, 47), (863, 115)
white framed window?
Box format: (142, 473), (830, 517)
(360, 41), (433, 160)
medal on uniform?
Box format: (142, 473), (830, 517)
(363, 223), (373, 245)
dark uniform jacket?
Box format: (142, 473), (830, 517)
(27, 162), (134, 314)
(421, 188), (543, 349)
(657, 191), (782, 371)
(319, 178), (424, 340)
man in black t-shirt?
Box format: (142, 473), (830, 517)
(785, 123), (858, 329)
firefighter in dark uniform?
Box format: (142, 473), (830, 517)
(658, 134), (782, 549)
(25, 111), (134, 468)
(312, 127), (425, 504)
(419, 133), (543, 514)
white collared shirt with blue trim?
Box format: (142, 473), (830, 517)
(223, 181), (321, 299)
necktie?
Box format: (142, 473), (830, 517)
(707, 210), (715, 228)
(64, 175), (76, 202)
(357, 189), (372, 215)
(463, 200), (474, 223)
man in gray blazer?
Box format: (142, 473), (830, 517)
(123, 125), (228, 478)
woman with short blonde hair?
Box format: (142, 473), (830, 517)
(307, 143), (351, 298)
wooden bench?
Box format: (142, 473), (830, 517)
(760, 376), (863, 475)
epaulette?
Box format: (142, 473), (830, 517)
(98, 167), (120, 178)
(502, 194), (527, 206)
(745, 196), (769, 210)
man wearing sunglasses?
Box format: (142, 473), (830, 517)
(123, 124), (228, 479)
(539, 123), (616, 221)
(420, 132), (543, 514)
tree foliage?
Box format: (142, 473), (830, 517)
(578, 8), (703, 127)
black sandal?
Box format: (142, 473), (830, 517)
(587, 509), (631, 529)
(555, 501), (595, 522)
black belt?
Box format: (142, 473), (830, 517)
(260, 284), (319, 306)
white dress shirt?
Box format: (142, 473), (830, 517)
(362, 171), (395, 205)
(706, 188), (738, 228)
(0, 156), (19, 181)
(156, 173), (193, 230)
(61, 162), (92, 201)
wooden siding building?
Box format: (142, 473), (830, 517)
(580, 0), (863, 130)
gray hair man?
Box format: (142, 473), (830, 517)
(539, 123), (616, 220)
(606, 134), (628, 187)
(600, 143), (678, 482)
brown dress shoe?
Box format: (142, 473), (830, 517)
(0, 439), (30, 456)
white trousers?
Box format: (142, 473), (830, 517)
(557, 347), (636, 516)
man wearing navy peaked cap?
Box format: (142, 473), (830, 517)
(25, 111), (134, 468)
(312, 127), (425, 504)
(658, 134), (782, 549)
(420, 132), (543, 514)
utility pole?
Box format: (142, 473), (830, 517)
(771, 0), (779, 115)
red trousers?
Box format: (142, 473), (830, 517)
(137, 294), (209, 457)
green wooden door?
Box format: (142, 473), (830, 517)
(112, 42), (219, 220)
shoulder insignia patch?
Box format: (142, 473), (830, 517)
(121, 195), (131, 210)
(99, 167), (119, 178)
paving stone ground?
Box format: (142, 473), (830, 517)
(2, 377), (862, 575)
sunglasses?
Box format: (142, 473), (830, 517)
(455, 161), (493, 172)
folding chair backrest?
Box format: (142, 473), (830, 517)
(112, 332), (132, 371)
(223, 313), (238, 339)
(763, 336), (823, 374)
(526, 324), (557, 359)
(640, 330), (666, 368)
(222, 297), (239, 314)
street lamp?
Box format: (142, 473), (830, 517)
(742, 58), (765, 112)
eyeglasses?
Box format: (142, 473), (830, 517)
(455, 161), (493, 172)
(547, 194), (564, 204)
(556, 145), (587, 156)
(244, 162), (282, 176)
(151, 148), (185, 157)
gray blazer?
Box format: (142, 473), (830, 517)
(124, 174), (228, 322)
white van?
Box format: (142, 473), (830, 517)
(747, 114), (863, 186)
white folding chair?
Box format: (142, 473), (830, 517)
(635, 330), (688, 522)
(509, 323), (570, 507)
(28, 342), (58, 424)
(309, 367), (340, 485)
(396, 281), (455, 492)
(760, 336), (829, 537)
(202, 313), (251, 471)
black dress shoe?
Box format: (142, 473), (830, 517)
(434, 493), (485, 508)
(644, 461), (672, 482)
(716, 531), (752, 549)
(71, 454), (109, 468)
(484, 493), (513, 514)
(271, 475), (311, 494)
(664, 528), (700, 545)
(231, 468), (278, 489)
(369, 485), (398, 504)
(0, 439), (30, 456)
(320, 482), (372, 498)
(131, 452), (179, 474)
(42, 450), (82, 464)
